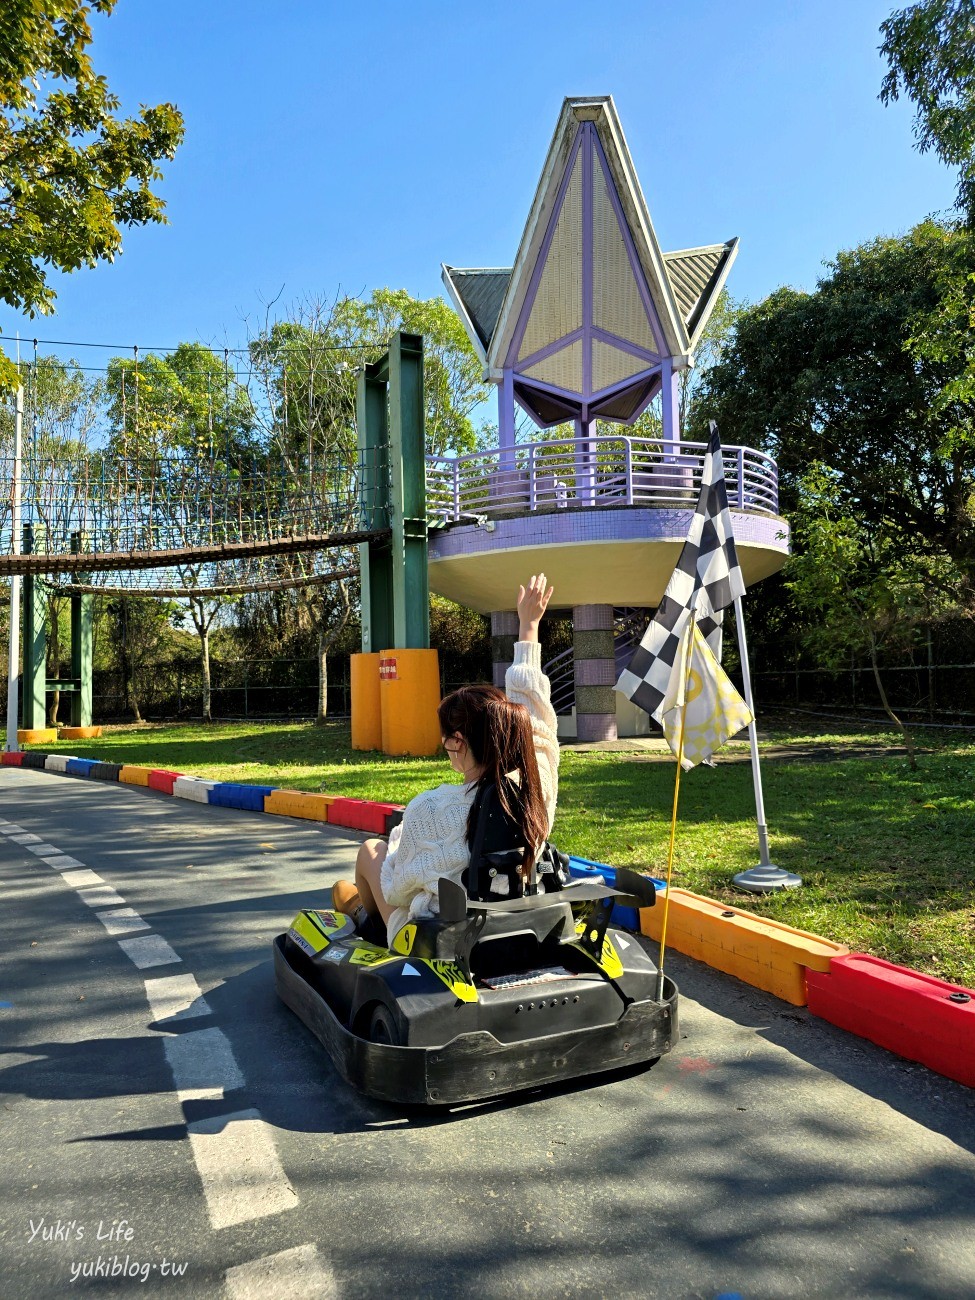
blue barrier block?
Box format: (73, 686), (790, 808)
(65, 758), (98, 778)
(567, 855), (665, 931)
(207, 783), (276, 812)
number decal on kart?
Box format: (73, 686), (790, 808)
(391, 924), (417, 956)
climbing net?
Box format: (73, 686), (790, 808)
(0, 338), (392, 595)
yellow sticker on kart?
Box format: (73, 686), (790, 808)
(573, 919), (624, 979)
(349, 945), (397, 967)
(289, 912), (330, 955)
(425, 959), (478, 1003)
(391, 923), (417, 956)
(599, 936), (624, 979)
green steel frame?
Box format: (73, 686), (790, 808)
(20, 525), (92, 729)
(357, 332), (430, 652)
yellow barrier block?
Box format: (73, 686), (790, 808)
(640, 888), (848, 1006)
(350, 652), (383, 751)
(119, 765), (153, 787)
(264, 790), (335, 821)
(379, 647), (442, 757)
(60, 726), (103, 740)
(18, 728), (58, 745)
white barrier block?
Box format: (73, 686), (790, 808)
(173, 776), (216, 803)
(43, 755), (78, 773)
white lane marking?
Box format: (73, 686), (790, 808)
(61, 868), (104, 888)
(0, 825), (25, 835)
(187, 1109), (298, 1230)
(27, 843), (61, 856)
(77, 884), (128, 909)
(118, 934), (182, 970)
(145, 974), (211, 1023)
(96, 908), (151, 937)
(162, 1026), (243, 1100)
(224, 1244), (336, 1299)
(41, 854), (85, 869)
(9, 832), (43, 844)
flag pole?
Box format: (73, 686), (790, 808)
(731, 595), (801, 893)
(655, 613), (695, 1001)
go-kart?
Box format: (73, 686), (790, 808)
(273, 809), (678, 1104)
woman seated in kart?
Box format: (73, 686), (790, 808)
(331, 574), (559, 945)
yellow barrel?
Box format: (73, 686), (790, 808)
(350, 652), (383, 751)
(17, 728), (58, 745)
(379, 648), (442, 756)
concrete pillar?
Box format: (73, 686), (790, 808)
(491, 610), (519, 688)
(573, 604), (617, 743)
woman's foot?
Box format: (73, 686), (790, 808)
(332, 880), (370, 930)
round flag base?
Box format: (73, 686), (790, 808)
(733, 863), (803, 893)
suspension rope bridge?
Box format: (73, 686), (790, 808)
(0, 450), (388, 591)
(0, 329), (403, 596)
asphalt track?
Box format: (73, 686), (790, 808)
(1, 766), (974, 1300)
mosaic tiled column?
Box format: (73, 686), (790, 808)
(491, 611), (519, 688)
(573, 605), (617, 742)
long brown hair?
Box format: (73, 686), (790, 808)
(437, 685), (548, 880)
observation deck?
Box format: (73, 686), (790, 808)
(426, 433), (788, 614)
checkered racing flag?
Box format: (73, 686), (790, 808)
(616, 422), (745, 723)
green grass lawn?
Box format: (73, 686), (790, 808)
(35, 718), (975, 987)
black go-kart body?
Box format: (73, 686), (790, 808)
(273, 866), (678, 1106)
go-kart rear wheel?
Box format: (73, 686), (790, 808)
(368, 1004), (402, 1046)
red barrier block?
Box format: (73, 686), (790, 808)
(806, 953), (975, 1087)
(1, 752), (25, 767)
(327, 798), (405, 836)
(147, 769), (182, 795)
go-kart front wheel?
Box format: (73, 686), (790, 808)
(367, 1004), (403, 1047)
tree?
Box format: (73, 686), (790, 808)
(105, 595), (178, 722)
(0, 1), (184, 389)
(335, 289), (489, 455)
(786, 465), (962, 766)
(102, 344), (256, 721)
(881, 0), (975, 225)
(0, 356), (102, 723)
(105, 343), (254, 460)
(244, 289), (490, 721)
(693, 219), (975, 606)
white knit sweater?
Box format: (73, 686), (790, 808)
(379, 640), (559, 944)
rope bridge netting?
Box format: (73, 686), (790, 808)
(0, 449), (387, 584)
(0, 341), (394, 597)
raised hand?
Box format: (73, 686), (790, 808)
(517, 573), (555, 642)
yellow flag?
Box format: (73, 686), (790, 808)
(661, 621), (753, 770)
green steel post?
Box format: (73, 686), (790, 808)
(21, 524), (47, 730)
(356, 359), (393, 653)
(388, 332), (429, 650)
(70, 532), (93, 727)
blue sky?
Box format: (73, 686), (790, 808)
(0, 0), (959, 365)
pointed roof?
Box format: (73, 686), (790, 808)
(663, 240), (738, 349)
(483, 97), (682, 374)
(443, 97), (738, 378)
(441, 267), (511, 362)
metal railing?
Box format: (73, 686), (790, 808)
(427, 435), (779, 523)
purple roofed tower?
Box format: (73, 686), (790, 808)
(435, 96), (787, 741)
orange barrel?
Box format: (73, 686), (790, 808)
(350, 652), (383, 751)
(379, 648), (442, 757)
